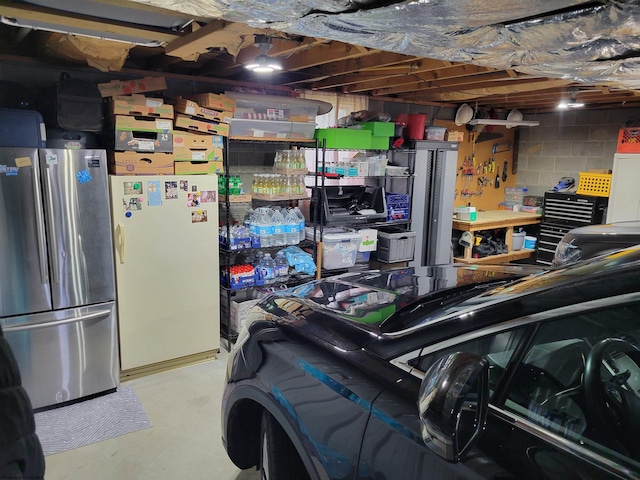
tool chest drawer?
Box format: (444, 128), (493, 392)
(542, 192), (608, 226)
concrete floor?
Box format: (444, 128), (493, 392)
(43, 349), (260, 480)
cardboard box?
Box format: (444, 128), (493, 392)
(114, 115), (173, 152)
(174, 161), (224, 175)
(315, 128), (371, 149)
(189, 93), (236, 112)
(174, 98), (233, 123)
(174, 114), (230, 136)
(98, 76), (167, 97)
(111, 95), (174, 118)
(446, 130), (465, 142)
(173, 132), (224, 161)
(109, 151), (174, 175)
(115, 115), (173, 132)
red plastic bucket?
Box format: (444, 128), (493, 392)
(404, 113), (427, 140)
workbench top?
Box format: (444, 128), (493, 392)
(452, 210), (541, 231)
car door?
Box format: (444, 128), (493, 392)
(489, 302), (640, 479)
(357, 299), (640, 480)
(357, 327), (529, 480)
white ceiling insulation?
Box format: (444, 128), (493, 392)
(126, 0), (640, 91)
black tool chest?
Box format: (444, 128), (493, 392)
(536, 192), (608, 266)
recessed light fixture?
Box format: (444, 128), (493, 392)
(244, 35), (282, 74)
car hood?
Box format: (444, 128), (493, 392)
(262, 264), (544, 351)
(566, 221), (640, 241)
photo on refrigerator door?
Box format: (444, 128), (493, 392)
(200, 190), (216, 203)
(124, 198), (143, 211)
(180, 180), (188, 191)
(165, 181), (178, 199)
(191, 210), (208, 223)
(187, 192), (200, 207)
(124, 181), (143, 195)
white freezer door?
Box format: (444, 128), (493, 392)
(110, 175), (220, 371)
(607, 153), (640, 223)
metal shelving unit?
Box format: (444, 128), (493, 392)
(219, 137), (320, 350)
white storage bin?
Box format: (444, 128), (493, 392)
(230, 118), (316, 140)
(230, 299), (261, 333)
(351, 228), (378, 252)
(377, 228), (416, 263)
(227, 93), (319, 123)
(305, 227), (361, 270)
(425, 126), (447, 141)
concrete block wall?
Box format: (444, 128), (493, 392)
(516, 108), (640, 196)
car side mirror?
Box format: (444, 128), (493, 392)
(418, 352), (489, 462)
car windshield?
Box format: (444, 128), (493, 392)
(381, 245), (640, 333)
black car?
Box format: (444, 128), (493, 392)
(222, 251), (640, 480)
(553, 220), (640, 267)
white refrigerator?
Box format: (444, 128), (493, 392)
(109, 175), (220, 373)
(607, 153), (640, 223)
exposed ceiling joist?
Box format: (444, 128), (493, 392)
(0, 0), (181, 44)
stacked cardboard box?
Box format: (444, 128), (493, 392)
(173, 95), (235, 174)
(109, 94), (175, 175)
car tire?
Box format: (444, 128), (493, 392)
(260, 410), (309, 480)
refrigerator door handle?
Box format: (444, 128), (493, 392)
(43, 168), (60, 281)
(116, 223), (125, 264)
(3, 309), (112, 333)
(31, 163), (49, 285)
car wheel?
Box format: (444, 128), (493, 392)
(260, 410), (309, 480)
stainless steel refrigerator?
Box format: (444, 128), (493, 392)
(0, 147), (119, 410)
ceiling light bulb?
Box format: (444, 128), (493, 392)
(558, 92), (584, 109)
(245, 55), (282, 73)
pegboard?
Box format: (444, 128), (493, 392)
(433, 121), (518, 211)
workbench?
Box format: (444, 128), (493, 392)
(452, 210), (542, 264)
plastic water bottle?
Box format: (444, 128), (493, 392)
(293, 207), (306, 242)
(260, 253), (276, 285)
(229, 222), (239, 249)
(256, 208), (272, 247)
(274, 251), (290, 282)
(271, 208), (286, 246)
(284, 209), (300, 245)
